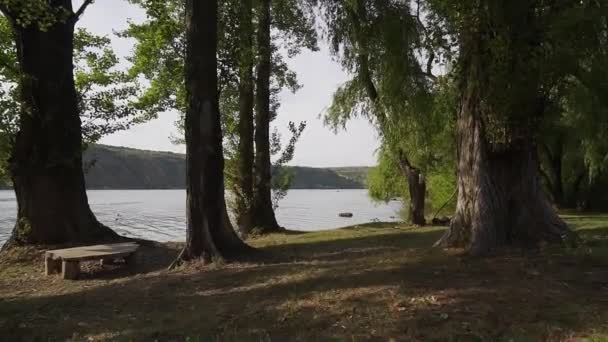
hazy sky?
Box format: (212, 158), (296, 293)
(77, 0), (380, 167)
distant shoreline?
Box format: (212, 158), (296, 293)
(1, 145), (372, 191)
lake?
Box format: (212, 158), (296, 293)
(0, 189), (402, 247)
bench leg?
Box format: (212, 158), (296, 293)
(124, 253), (137, 267)
(45, 257), (61, 275)
(62, 261), (80, 280)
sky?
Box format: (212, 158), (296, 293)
(77, 0), (380, 167)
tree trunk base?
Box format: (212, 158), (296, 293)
(435, 168), (579, 256)
(1, 221), (119, 253)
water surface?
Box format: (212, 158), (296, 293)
(0, 189), (402, 247)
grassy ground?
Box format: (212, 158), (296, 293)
(1, 215), (608, 341)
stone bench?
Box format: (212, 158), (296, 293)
(45, 242), (139, 280)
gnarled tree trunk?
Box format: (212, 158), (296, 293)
(252, 0), (281, 233)
(236, 0), (255, 235)
(178, 0), (253, 263)
(436, 10), (578, 255)
(397, 153), (426, 226)
(436, 91), (576, 254)
(3, 1), (117, 248)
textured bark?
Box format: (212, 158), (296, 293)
(397, 154), (426, 226)
(252, 0), (281, 233)
(436, 15), (578, 255)
(540, 140), (566, 208)
(178, 0), (253, 263)
(3, 1), (117, 248)
(236, 0), (255, 235)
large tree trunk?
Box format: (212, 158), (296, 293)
(3, 1), (117, 248)
(437, 109), (576, 254)
(397, 153), (426, 226)
(236, 0), (255, 235)
(252, 0), (281, 234)
(436, 10), (578, 255)
(178, 0), (253, 262)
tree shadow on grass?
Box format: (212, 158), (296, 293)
(261, 227), (446, 264)
(2, 225), (608, 341)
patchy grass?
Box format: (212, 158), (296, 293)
(1, 216), (607, 341)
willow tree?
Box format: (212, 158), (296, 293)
(538, 56), (608, 210)
(428, 0), (606, 254)
(178, 0), (253, 262)
(319, 0), (451, 225)
(0, 0), (118, 247)
(320, 0), (606, 254)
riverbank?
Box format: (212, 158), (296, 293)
(1, 216), (607, 341)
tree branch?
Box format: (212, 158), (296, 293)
(0, 4), (17, 28)
(421, 51), (437, 81)
(539, 141), (554, 162)
(73, 0), (95, 23)
(0, 3), (11, 17)
(538, 165), (554, 192)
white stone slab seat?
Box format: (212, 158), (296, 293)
(45, 242), (139, 280)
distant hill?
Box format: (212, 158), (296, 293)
(82, 145), (368, 190)
(287, 167), (364, 189)
(330, 167), (371, 186)
(84, 145), (186, 189)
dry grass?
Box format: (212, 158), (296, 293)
(1, 216), (607, 341)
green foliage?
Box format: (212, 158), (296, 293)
(318, 0), (457, 213)
(367, 147), (455, 214)
(73, 29), (147, 143)
(0, 12), (148, 184)
(124, 0), (317, 210)
(0, 0), (71, 30)
(426, 167), (456, 216)
(271, 121), (306, 208)
(122, 0), (317, 135)
(120, 0), (187, 118)
(318, 0), (608, 212)
(14, 217), (32, 244)
(367, 148), (407, 203)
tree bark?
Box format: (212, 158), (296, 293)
(236, 0), (255, 235)
(396, 153), (426, 226)
(178, 0), (253, 263)
(436, 12), (578, 255)
(252, 0), (281, 233)
(540, 140), (566, 208)
(3, 1), (117, 248)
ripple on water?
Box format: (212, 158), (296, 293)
(0, 189), (402, 247)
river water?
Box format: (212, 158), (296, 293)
(0, 189), (402, 247)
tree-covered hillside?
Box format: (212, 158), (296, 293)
(82, 145), (366, 190)
(84, 145), (187, 189)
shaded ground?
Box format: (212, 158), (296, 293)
(1, 216), (607, 341)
